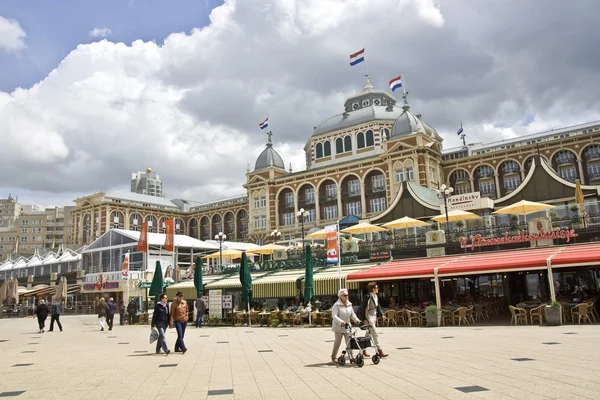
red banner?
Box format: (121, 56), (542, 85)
(121, 253), (129, 280)
(164, 219), (175, 252)
(136, 222), (148, 252)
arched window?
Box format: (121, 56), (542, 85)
(357, 132), (365, 149)
(344, 135), (352, 152)
(316, 143), (323, 158)
(366, 130), (374, 146)
(382, 128), (390, 140)
(336, 138), (344, 154)
(324, 141), (331, 156)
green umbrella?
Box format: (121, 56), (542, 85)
(239, 251), (252, 309)
(304, 245), (314, 325)
(304, 245), (314, 304)
(194, 256), (203, 298)
(149, 261), (164, 303)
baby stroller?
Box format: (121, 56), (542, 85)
(338, 324), (380, 367)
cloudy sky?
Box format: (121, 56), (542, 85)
(1, 0), (600, 208)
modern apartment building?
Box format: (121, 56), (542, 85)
(131, 168), (164, 197)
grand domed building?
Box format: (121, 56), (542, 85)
(71, 76), (600, 246)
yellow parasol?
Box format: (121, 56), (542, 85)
(202, 249), (256, 259)
(250, 243), (289, 255)
(305, 229), (327, 239)
(382, 216), (430, 241)
(492, 199), (554, 222)
(575, 179), (586, 227)
(340, 222), (388, 235)
(431, 209), (482, 223)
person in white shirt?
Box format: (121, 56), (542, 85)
(330, 288), (361, 363)
(361, 282), (388, 358)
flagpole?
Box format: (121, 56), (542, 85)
(402, 72), (406, 95)
(337, 221), (342, 291)
(126, 251), (130, 304)
(363, 45), (369, 77)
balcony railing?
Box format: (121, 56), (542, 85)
(502, 166), (520, 175)
(279, 202), (295, 209)
(454, 175), (469, 183)
(480, 187), (496, 196)
(555, 156), (576, 166)
(478, 171), (494, 179)
(320, 195), (337, 203)
(588, 172), (600, 181)
(584, 152), (600, 161)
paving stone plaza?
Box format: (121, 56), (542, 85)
(0, 316), (599, 399)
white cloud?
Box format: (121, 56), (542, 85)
(89, 27), (112, 38)
(1, 0), (600, 207)
(0, 15), (26, 51)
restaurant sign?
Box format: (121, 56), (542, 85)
(459, 228), (578, 250)
(441, 191), (494, 213)
(369, 251), (391, 262)
(82, 281), (120, 291)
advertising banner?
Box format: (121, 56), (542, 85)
(325, 224), (339, 264)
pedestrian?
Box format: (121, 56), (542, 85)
(151, 293), (170, 356)
(96, 298), (108, 331)
(106, 298), (117, 330)
(194, 296), (206, 328)
(170, 291), (189, 354)
(360, 282), (388, 358)
(49, 297), (63, 332)
(119, 300), (126, 326)
(34, 299), (49, 333)
(331, 288), (361, 363)
(127, 298), (138, 325)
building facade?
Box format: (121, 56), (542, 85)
(0, 205), (76, 261)
(71, 76), (600, 246)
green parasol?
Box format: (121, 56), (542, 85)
(239, 252), (252, 307)
(194, 256), (203, 298)
(149, 261), (164, 302)
(303, 245), (314, 304)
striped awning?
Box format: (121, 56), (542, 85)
(204, 272), (268, 291)
(165, 276), (223, 299)
(252, 270), (306, 298)
(309, 264), (378, 296)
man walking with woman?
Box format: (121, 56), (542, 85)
(170, 291), (189, 354)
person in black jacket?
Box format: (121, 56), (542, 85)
(34, 300), (49, 333)
(127, 299), (138, 325)
(49, 297), (63, 332)
(151, 293), (171, 356)
(106, 298), (117, 331)
(360, 282), (388, 358)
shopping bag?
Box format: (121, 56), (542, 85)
(149, 328), (159, 344)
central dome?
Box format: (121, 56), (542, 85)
(254, 131), (285, 171)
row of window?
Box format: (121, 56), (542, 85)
(253, 196), (267, 209)
(315, 130), (378, 159)
(279, 198), (387, 226)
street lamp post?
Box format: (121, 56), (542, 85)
(270, 229), (281, 242)
(214, 231), (226, 273)
(296, 208), (308, 252)
(435, 184), (454, 232)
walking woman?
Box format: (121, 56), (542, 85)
(330, 288), (361, 363)
(96, 298), (108, 331)
(34, 299), (49, 333)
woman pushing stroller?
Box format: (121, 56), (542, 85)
(330, 288), (362, 363)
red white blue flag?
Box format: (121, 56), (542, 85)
(389, 76), (402, 92)
(259, 117), (269, 130)
(349, 48), (365, 66)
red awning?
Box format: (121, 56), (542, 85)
(550, 243), (600, 269)
(347, 243), (600, 282)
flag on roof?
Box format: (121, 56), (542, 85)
(349, 48), (365, 66)
(457, 123), (464, 136)
(389, 76), (402, 92)
(259, 117), (269, 130)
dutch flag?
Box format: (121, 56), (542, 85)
(259, 117), (269, 130)
(457, 124), (464, 136)
(349, 48), (365, 66)
(389, 76), (402, 92)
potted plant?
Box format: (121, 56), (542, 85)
(425, 305), (440, 327)
(545, 301), (562, 326)
(431, 222), (439, 231)
(509, 214), (519, 225)
(570, 204), (579, 213)
(456, 220), (464, 230)
(269, 317), (280, 327)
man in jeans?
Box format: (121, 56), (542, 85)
(361, 282), (388, 358)
(49, 297), (63, 332)
(170, 291), (189, 354)
(106, 298), (117, 331)
(151, 293), (171, 356)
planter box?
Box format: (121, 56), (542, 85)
(545, 306), (562, 326)
(426, 311), (440, 327)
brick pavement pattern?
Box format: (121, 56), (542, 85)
(0, 316), (599, 399)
